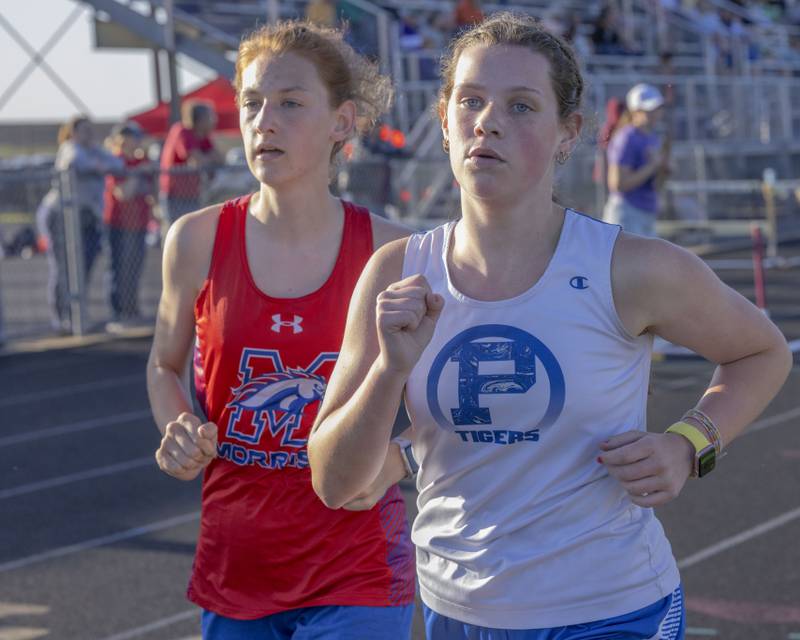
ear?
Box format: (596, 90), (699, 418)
(331, 100), (357, 143)
(438, 99), (449, 145)
(558, 111), (583, 155)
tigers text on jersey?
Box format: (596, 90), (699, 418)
(403, 210), (680, 629)
(190, 195), (415, 619)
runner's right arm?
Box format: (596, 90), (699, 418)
(308, 239), (443, 509)
(146, 206), (220, 480)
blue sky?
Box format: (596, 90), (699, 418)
(0, 0), (214, 122)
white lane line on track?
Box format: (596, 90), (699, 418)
(0, 457), (154, 500)
(686, 629), (719, 637)
(677, 504), (800, 570)
(0, 410), (151, 448)
(0, 374), (143, 408)
(0, 511), (200, 573)
(96, 610), (199, 640)
(746, 405), (800, 435)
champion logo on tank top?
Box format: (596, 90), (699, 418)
(426, 324), (565, 445)
(570, 275), (589, 290)
(220, 347), (338, 468)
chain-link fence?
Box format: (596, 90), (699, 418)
(0, 162), (257, 344)
(4, 149), (798, 345)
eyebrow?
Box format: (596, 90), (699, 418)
(455, 83), (543, 96)
(240, 86), (311, 95)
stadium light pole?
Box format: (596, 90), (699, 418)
(149, 1), (163, 105)
(164, 0), (180, 125)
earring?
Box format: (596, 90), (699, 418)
(442, 137), (450, 153)
(556, 150), (569, 165)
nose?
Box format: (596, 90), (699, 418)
(254, 102), (277, 135)
(474, 102), (503, 138)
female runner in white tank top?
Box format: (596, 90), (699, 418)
(309, 13), (792, 640)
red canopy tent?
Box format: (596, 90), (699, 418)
(128, 77), (239, 136)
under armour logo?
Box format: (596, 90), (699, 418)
(569, 276), (589, 290)
(271, 314), (303, 334)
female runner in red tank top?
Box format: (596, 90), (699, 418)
(146, 21), (415, 639)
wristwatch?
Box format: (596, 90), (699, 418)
(392, 437), (419, 479)
(665, 421), (716, 478)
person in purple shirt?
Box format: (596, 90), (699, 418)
(603, 83), (669, 237)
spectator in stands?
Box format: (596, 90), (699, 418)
(103, 122), (154, 329)
(305, 0), (337, 27)
(158, 100), (222, 232)
(397, 9), (444, 80)
(718, 9), (753, 71)
(454, 0), (485, 31)
(550, 10), (592, 59)
(603, 84), (670, 237)
(591, 3), (634, 55)
(37, 115), (124, 334)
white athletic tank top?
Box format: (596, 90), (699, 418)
(402, 210), (680, 629)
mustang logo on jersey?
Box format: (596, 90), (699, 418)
(221, 347), (338, 469)
(426, 324), (565, 444)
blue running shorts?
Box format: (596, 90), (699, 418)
(424, 585), (684, 639)
(202, 603), (414, 640)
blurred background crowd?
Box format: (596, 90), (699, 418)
(2, 0), (800, 347)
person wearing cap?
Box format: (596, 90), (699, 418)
(103, 121), (155, 328)
(603, 83), (669, 237)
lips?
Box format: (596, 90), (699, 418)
(255, 143), (284, 159)
(467, 147), (503, 161)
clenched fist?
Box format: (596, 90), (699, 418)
(155, 412), (218, 481)
(376, 274), (444, 376)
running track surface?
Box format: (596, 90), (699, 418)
(1, 243), (799, 640)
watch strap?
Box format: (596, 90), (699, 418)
(666, 421), (712, 452)
(392, 437), (418, 478)
(665, 421), (715, 478)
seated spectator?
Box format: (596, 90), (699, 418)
(553, 11), (592, 60)
(454, 0), (484, 31)
(305, 0), (337, 28)
(591, 4), (634, 55)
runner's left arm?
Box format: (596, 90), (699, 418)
(600, 234), (792, 506)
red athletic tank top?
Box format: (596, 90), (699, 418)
(189, 194), (415, 619)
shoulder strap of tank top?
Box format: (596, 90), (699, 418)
(206, 193), (251, 282)
(341, 200), (374, 258)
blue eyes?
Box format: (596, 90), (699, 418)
(242, 99), (302, 110)
(460, 98), (534, 113)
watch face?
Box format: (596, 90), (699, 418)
(698, 446), (716, 478)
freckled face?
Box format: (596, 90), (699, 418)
(239, 52), (346, 187)
(444, 45), (572, 202)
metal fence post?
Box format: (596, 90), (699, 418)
(59, 168), (87, 336)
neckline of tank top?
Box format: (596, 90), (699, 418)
(236, 195), (354, 303)
(440, 208), (576, 308)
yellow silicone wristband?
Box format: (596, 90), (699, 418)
(665, 421), (712, 453)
